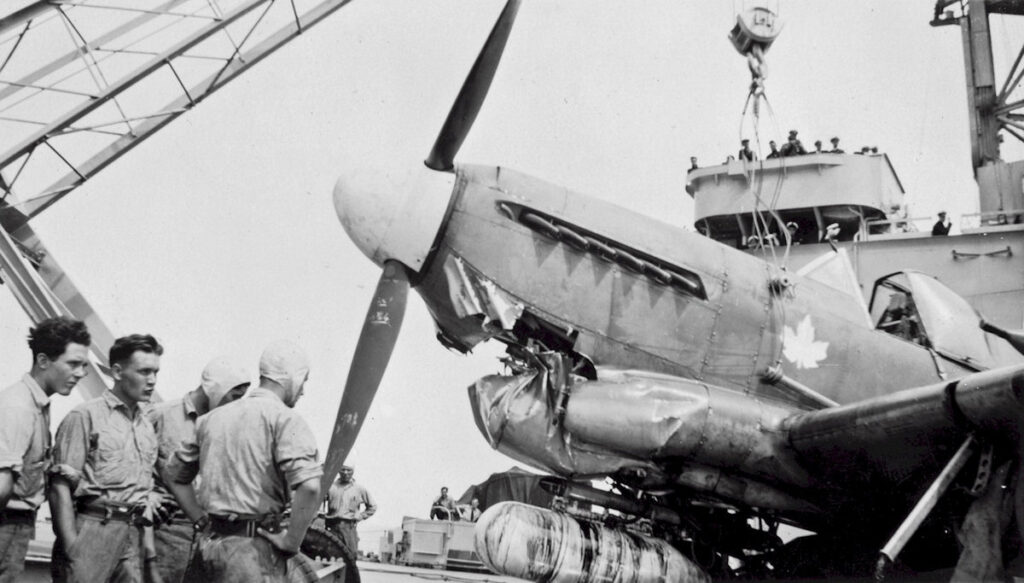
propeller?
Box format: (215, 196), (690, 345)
(424, 0), (522, 171)
(321, 260), (409, 491)
(321, 0), (522, 487)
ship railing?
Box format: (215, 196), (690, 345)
(960, 210), (1024, 232)
(861, 217), (931, 240)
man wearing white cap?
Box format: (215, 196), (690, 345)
(165, 340), (322, 582)
(147, 356), (250, 583)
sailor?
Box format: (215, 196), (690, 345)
(812, 140), (824, 154)
(147, 356), (250, 583)
(780, 130), (807, 157)
(49, 334), (163, 583)
(823, 223), (841, 251)
(688, 156), (699, 172)
(829, 136), (844, 153)
(325, 465), (376, 583)
(766, 141), (781, 159)
(931, 211), (952, 236)
(738, 139), (757, 161)
(785, 221), (800, 245)
(467, 498), (482, 522)
(166, 340), (321, 582)
(430, 487), (458, 520)
(0, 317), (90, 583)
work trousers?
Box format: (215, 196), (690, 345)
(326, 519), (361, 583)
(330, 520), (359, 554)
(153, 519), (195, 583)
(51, 514), (144, 583)
(0, 519), (33, 583)
(184, 534), (287, 582)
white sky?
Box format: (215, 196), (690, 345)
(0, 0), (1010, 538)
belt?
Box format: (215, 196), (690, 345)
(0, 508), (36, 524)
(77, 502), (149, 526)
(208, 514), (280, 538)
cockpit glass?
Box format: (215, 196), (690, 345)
(869, 271), (994, 368)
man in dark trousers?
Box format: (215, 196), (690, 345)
(0, 317), (90, 583)
(166, 340), (322, 582)
(147, 356), (250, 583)
(49, 334), (163, 583)
(430, 487), (458, 520)
(326, 466), (377, 583)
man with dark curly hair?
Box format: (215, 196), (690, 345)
(0, 316), (90, 583)
(50, 334), (163, 583)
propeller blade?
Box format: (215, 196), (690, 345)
(981, 319), (1024, 356)
(424, 0), (522, 172)
(321, 260), (409, 491)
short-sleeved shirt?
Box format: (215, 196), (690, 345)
(146, 396), (198, 502)
(167, 387), (321, 516)
(326, 480), (376, 521)
(0, 375), (51, 510)
(50, 390), (158, 505)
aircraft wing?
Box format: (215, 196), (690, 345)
(781, 364), (1024, 506)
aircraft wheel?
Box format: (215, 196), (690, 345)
(287, 552), (320, 583)
(301, 517), (360, 583)
(301, 518), (352, 561)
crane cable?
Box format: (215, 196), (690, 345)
(738, 37), (791, 385)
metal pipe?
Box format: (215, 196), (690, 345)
(875, 435), (977, 580)
(763, 364), (838, 408)
(538, 477), (682, 525)
(0, 1), (54, 36)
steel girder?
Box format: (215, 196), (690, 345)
(0, 0), (354, 392)
(0, 0), (354, 227)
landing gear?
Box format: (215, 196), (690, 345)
(300, 517), (359, 583)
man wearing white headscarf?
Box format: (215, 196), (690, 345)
(147, 356), (250, 583)
(165, 341), (322, 582)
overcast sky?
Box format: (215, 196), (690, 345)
(0, 0), (1009, 540)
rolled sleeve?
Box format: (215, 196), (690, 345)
(0, 406), (32, 474)
(362, 490), (377, 518)
(274, 414), (322, 488)
(49, 410), (90, 489)
(166, 439), (200, 485)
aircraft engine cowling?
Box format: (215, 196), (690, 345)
(474, 502), (711, 583)
(468, 367), (810, 489)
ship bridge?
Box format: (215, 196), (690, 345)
(686, 153), (905, 248)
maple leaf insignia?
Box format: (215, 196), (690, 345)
(782, 315), (828, 369)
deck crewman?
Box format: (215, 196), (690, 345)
(0, 317), (90, 583)
(165, 340), (322, 582)
(326, 465), (376, 583)
(49, 334), (164, 583)
(147, 356), (250, 583)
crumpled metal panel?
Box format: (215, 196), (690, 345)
(468, 370), (659, 477)
(467, 362), (813, 504)
(563, 372), (711, 459)
(444, 254), (524, 331)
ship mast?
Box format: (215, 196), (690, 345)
(933, 0), (1024, 219)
